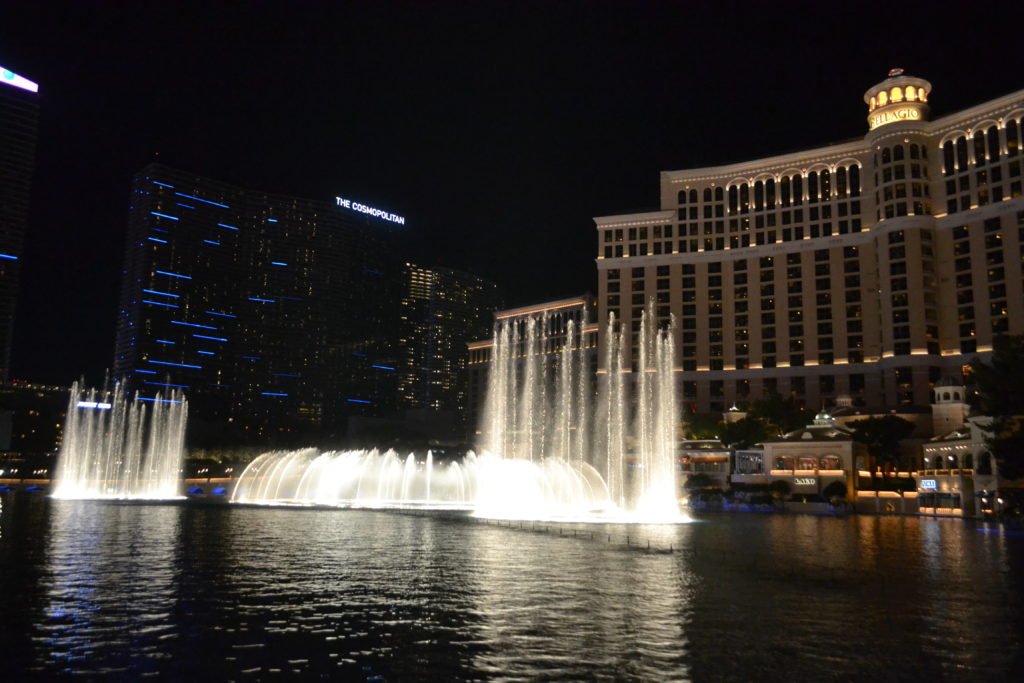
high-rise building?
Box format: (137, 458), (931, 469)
(397, 264), (499, 417)
(0, 65), (40, 381)
(114, 163), (405, 444)
(595, 70), (1024, 414)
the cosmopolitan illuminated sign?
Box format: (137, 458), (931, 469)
(869, 104), (923, 130)
(0, 66), (38, 93)
(335, 197), (405, 225)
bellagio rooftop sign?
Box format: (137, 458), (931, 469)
(335, 197), (406, 225)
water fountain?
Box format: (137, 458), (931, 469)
(232, 305), (686, 523)
(52, 381), (187, 500)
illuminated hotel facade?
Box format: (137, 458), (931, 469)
(596, 71), (1024, 414)
(114, 163), (404, 444)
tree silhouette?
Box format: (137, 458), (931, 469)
(970, 335), (1024, 481)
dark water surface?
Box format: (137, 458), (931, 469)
(1, 493), (1022, 681)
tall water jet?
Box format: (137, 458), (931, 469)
(478, 304), (683, 520)
(52, 381), (187, 499)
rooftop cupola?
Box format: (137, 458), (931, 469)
(864, 68), (931, 132)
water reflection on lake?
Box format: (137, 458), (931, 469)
(1, 495), (1021, 680)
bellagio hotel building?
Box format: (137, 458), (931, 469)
(595, 70), (1024, 414)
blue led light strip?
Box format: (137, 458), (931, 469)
(261, 392), (288, 397)
(142, 300), (178, 308)
(155, 270), (191, 279)
(0, 253), (19, 260)
(135, 369), (157, 375)
(217, 223), (239, 230)
(176, 203), (195, 209)
(147, 360), (202, 369)
(267, 218), (278, 222)
(371, 365), (395, 370)
(153, 181), (174, 188)
(155, 339), (176, 345)
(248, 297), (274, 303)
(171, 320), (217, 330)
(197, 350), (215, 355)
(271, 261), (288, 266)
(205, 310), (236, 318)
(273, 373), (301, 378)
(145, 381), (190, 388)
(347, 398), (371, 404)
(174, 192), (229, 208)
(150, 211), (179, 221)
(147, 237), (167, 244)
(143, 289), (179, 298)
(203, 240), (221, 245)
(193, 334), (228, 342)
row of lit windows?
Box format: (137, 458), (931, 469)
(868, 84), (928, 111)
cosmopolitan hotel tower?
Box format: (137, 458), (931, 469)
(596, 70), (1024, 414)
(114, 163), (405, 443)
(0, 65), (39, 381)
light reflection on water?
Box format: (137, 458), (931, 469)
(0, 496), (1022, 680)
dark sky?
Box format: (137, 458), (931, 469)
(2, 1), (1022, 385)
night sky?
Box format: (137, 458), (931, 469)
(2, 1), (1022, 385)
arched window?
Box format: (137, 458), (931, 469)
(754, 181), (764, 211)
(849, 165), (860, 197)
(909, 143), (920, 159)
(881, 147), (891, 164)
(678, 190), (687, 204)
(919, 89), (927, 103)
(955, 137), (969, 170)
(739, 184), (749, 213)
(893, 145), (904, 162)
(797, 456), (818, 470)
(879, 90), (888, 106)
(964, 453), (974, 469)
(689, 189), (698, 203)
(979, 452), (992, 475)
(932, 455), (943, 469)
(987, 125), (1000, 163)
(906, 85), (917, 101)
(1008, 119), (1021, 157)
(974, 130), (987, 165)
(781, 176), (791, 206)
(942, 140), (956, 176)
(703, 187), (712, 203)
(836, 166), (848, 197)
(714, 186), (724, 202)
(792, 175), (804, 204)
(870, 96), (876, 110)
(942, 392), (950, 401)
(728, 185), (738, 213)
(766, 178), (776, 209)
(820, 169), (831, 201)
(807, 171), (819, 203)
(891, 87), (903, 102)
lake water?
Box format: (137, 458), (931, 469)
(1, 493), (1022, 680)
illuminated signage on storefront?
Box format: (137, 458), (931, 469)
(869, 105), (923, 130)
(920, 479), (937, 490)
(794, 477), (816, 486)
(335, 197), (405, 225)
(0, 66), (38, 93)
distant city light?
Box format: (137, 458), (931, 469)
(0, 66), (38, 93)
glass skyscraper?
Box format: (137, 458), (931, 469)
(0, 65), (39, 381)
(114, 163), (404, 445)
